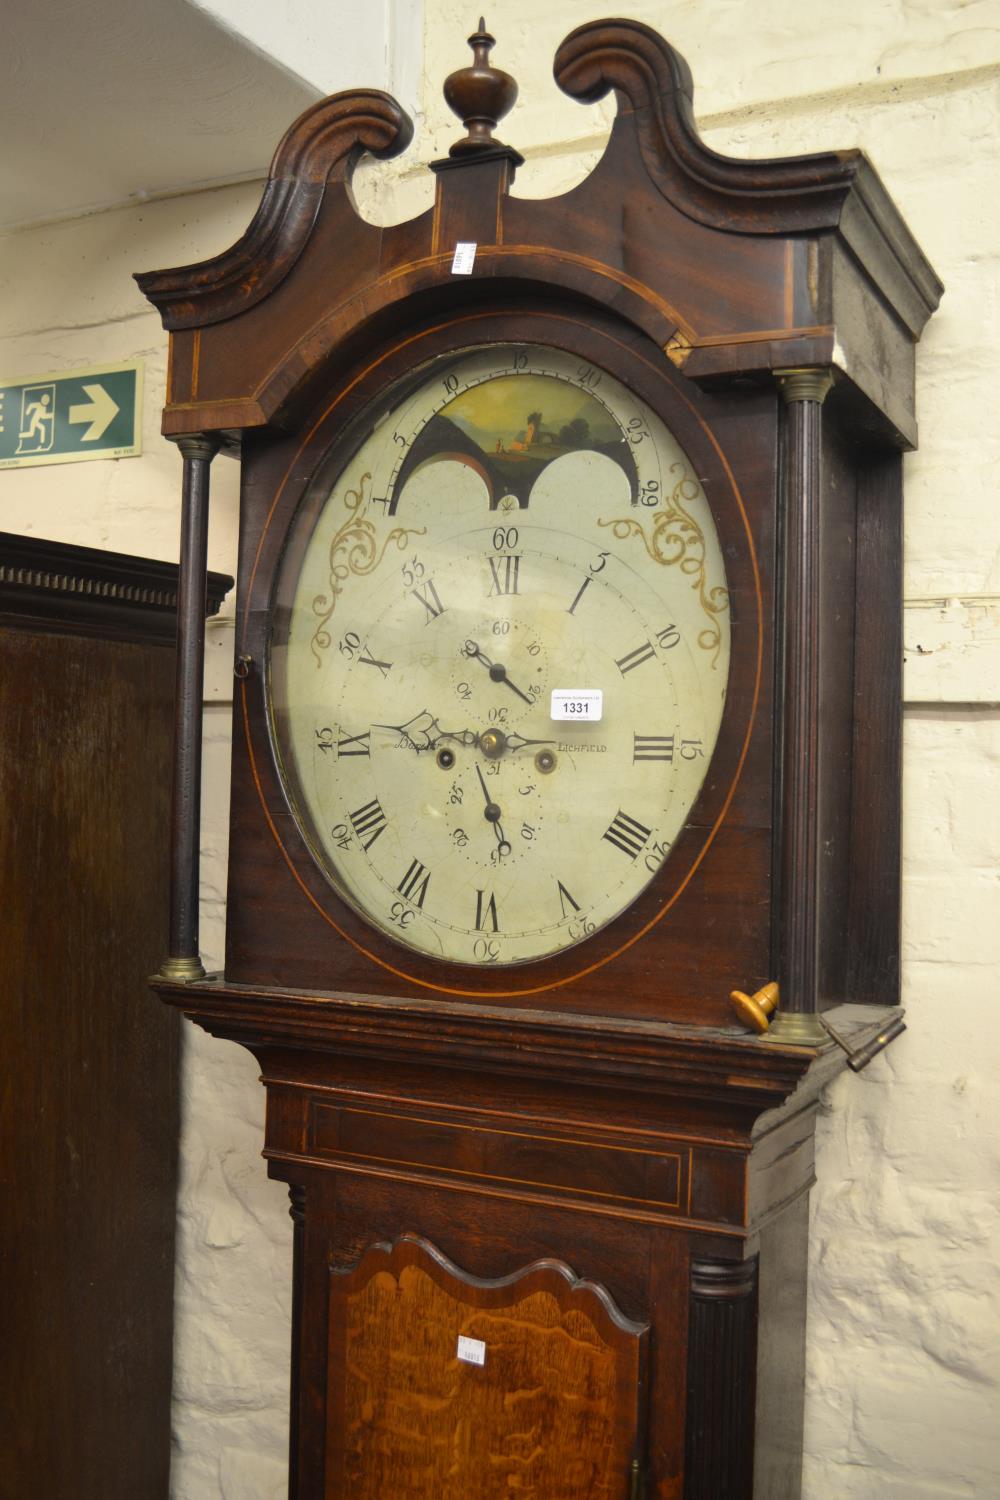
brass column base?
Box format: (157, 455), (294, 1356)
(764, 1010), (828, 1047)
(155, 955), (207, 983)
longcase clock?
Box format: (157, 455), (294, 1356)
(138, 19), (940, 1498)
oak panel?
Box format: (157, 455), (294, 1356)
(325, 1234), (648, 1499)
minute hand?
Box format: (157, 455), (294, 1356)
(503, 731), (556, 752)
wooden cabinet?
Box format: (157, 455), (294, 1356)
(0, 534), (229, 1499)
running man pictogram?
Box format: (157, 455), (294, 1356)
(16, 384), (56, 454)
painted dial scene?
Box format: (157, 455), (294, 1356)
(269, 344), (731, 967)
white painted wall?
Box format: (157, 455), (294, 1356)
(1, 0), (319, 230)
(186, 0), (425, 116)
(1, 3), (997, 1496)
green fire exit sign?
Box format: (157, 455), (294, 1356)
(0, 362), (142, 469)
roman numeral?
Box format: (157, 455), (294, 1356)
(475, 889), (500, 932)
(488, 554), (521, 596)
(358, 648), (392, 678)
(615, 640), (656, 676)
(557, 880), (580, 918)
(337, 729), (371, 757)
(410, 578), (446, 622)
(349, 798), (387, 851)
(602, 809), (652, 859)
(567, 574), (592, 616)
(397, 857), (430, 908)
(633, 734), (675, 762)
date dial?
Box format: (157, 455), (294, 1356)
(269, 343), (731, 967)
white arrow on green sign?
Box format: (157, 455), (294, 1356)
(0, 361), (142, 470)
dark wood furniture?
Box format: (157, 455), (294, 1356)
(0, 534), (230, 1500)
(137, 19), (940, 1498)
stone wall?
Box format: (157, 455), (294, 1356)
(1, 3), (996, 1496)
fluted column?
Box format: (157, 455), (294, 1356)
(157, 433), (219, 982)
(684, 1257), (758, 1498)
(288, 1185), (306, 1499)
(768, 369), (833, 1046)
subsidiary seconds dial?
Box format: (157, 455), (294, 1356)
(268, 343), (731, 967)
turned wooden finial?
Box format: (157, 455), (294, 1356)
(443, 17), (518, 156)
(730, 982), (780, 1034)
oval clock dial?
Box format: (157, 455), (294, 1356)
(269, 344), (731, 967)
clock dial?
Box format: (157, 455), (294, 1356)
(269, 344), (731, 967)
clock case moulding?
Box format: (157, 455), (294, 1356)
(137, 20), (939, 1500)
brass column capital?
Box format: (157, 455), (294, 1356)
(775, 367), (834, 405)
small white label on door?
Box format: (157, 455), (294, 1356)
(457, 1335), (486, 1365)
(451, 241), (477, 275)
(550, 688), (603, 722)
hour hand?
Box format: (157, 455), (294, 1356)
(372, 711), (477, 751)
(372, 709), (440, 750)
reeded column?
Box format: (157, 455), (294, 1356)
(288, 1186), (306, 1499)
(768, 369), (833, 1046)
(684, 1258), (758, 1498)
(157, 433), (219, 981)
